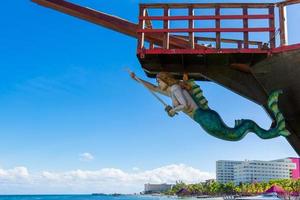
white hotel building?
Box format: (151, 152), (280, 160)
(216, 160), (243, 184)
(216, 158), (299, 184)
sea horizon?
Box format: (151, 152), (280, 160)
(0, 194), (200, 200)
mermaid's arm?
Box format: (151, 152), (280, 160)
(131, 75), (170, 97)
(172, 105), (186, 112)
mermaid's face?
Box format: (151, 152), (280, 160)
(157, 78), (168, 91)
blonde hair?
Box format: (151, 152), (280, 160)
(156, 72), (178, 86)
(156, 72), (192, 90)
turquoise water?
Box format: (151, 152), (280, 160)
(0, 195), (180, 200)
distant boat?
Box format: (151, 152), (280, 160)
(111, 194), (122, 197)
(91, 193), (107, 196)
(91, 193), (122, 197)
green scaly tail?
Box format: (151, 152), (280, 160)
(186, 80), (290, 141)
(267, 90), (290, 137)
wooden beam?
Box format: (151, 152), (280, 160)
(138, 6), (146, 49)
(188, 6), (195, 49)
(140, 3), (274, 9)
(140, 15), (274, 20)
(243, 7), (249, 49)
(139, 28), (274, 33)
(215, 7), (221, 49)
(277, 0), (300, 6)
(173, 35), (263, 46)
(144, 10), (153, 29)
(32, 0), (138, 37)
(269, 6), (276, 48)
(31, 0), (206, 50)
(279, 5), (287, 46)
(163, 6), (170, 49)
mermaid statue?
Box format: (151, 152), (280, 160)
(129, 71), (290, 141)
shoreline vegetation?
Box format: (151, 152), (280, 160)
(159, 179), (300, 197)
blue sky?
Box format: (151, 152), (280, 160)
(0, 0), (299, 194)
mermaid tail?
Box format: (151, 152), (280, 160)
(186, 80), (290, 141)
(267, 90), (290, 137)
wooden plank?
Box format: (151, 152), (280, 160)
(215, 7), (221, 49)
(279, 5), (287, 46)
(138, 7), (146, 49)
(139, 27), (275, 33)
(188, 6), (195, 49)
(32, 0), (207, 50)
(32, 0), (138, 37)
(142, 48), (270, 54)
(269, 6), (276, 48)
(277, 0), (300, 6)
(163, 6), (170, 49)
(140, 14), (273, 20)
(173, 35), (263, 46)
(243, 7), (249, 49)
(140, 3), (274, 9)
(144, 10), (153, 29)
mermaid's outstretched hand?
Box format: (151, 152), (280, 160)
(130, 72), (136, 80)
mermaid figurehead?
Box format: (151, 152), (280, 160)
(156, 72), (199, 117)
(129, 70), (290, 141)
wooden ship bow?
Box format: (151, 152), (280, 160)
(32, 0), (300, 154)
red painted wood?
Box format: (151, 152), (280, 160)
(269, 6), (276, 48)
(188, 6), (195, 49)
(163, 6), (170, 49)
(138, 28), (275, 33)
(243, 7), (249, 49)
(139, 14), (274, 20)
(215, 7), (221, 49)
(137, 43), (300, 55)
(272, 43), (300, 53)
(32, 0), (299, 56)
(139, 48), (270, 54)
(279, 5), (287, 46)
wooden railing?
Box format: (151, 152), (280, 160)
(137, 2), (295, 54)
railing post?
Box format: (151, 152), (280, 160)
(215, 6), (221, 49)
(268, 6), (276, 49)
(188, 6), (195, 49)
(163, 6), (170, 49)
(243, 6), (249, 49)
(138, 6), (146, 50)
(279, 5), (287, 46)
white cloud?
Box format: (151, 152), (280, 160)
(0, 166), (29, 180)
(0, 164), (215, 194)
(132, 167), (140, 171)
(79, 152), (94, 162)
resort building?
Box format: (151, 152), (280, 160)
(216, 160), (243, 184)
(144, 183), (173, 194)
(216, 158), (300, 184)
(233, 158), (297, 184)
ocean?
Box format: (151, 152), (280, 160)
(0, 195), (186, 200)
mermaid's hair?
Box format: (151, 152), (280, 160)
(156, 72), (192, 91)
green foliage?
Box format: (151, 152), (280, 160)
(164, 181), (186, 195)
(163, 179), (300, 196)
